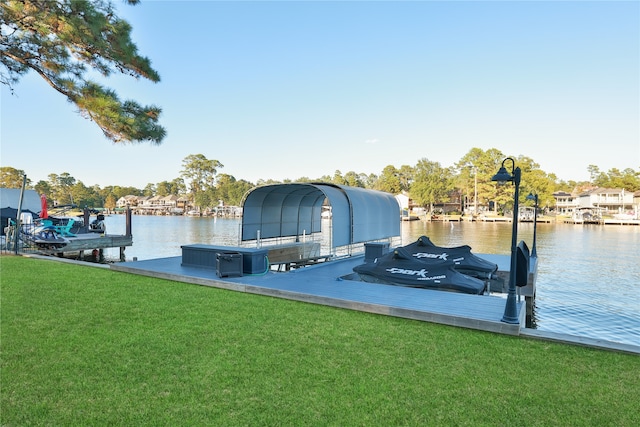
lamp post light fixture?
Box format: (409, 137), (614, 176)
(491, 157), (521, 324)
(526, 192), (539, 258)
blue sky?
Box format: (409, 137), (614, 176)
(1, 0), (639, 189)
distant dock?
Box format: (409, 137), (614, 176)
(603, 218), (640, 225)
(562, 218), (640, 226)
(421, 214), (463, 222)
(477, 215), (511, 222)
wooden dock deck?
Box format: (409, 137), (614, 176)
(111, 255), (526, 336)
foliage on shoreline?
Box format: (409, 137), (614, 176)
(2, 149), (638, 211)
(2, 256), (639, 425)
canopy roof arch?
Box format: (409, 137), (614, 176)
(241, 183), (400, 248)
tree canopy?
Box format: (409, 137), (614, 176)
(180, 154), (224, 209)
(0, 0), (166, 144)
(2, 148), (638, 214)
(410, 159), (453, 209)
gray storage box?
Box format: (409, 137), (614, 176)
(181, 245), (218, 270)
(364, 242), (390, 263)
(216, 252), (243, 278)
(182, 244), (268, 275)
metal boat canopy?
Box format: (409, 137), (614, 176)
(1, 188), (42, 213)
(241, 183), (400, 248)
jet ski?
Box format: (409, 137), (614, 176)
(22, 225), (69, 250)
(401, 236), (498, 279)
(353, 247), (486, 295)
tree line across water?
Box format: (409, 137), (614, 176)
(2, 148), (638, 214)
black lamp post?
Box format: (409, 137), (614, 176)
(526, 192), (538, 258)
(492, 157), (521, 324)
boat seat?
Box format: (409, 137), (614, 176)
(54, 218), (76, 237)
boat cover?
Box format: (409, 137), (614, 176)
(353, 247), (486, 295)
(401, 236), (498, 279)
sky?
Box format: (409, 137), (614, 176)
(1, 0), (639, 189)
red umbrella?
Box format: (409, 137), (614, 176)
(40, 194), (48, 219)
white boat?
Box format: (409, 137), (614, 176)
(613, 213), (636, 220)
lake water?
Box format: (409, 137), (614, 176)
(102, 215), (640, 347)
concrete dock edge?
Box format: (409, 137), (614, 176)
(520, 328), (640, 355)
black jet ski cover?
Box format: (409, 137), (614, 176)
(401, 236), (498, 279)
(353, 247), (485, 295)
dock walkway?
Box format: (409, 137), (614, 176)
(112, 255), (524, 336)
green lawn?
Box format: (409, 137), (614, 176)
(1, 256), (638, 426)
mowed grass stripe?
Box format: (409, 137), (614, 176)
(1, 256), (638, 426)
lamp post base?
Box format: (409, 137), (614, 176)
(501, 315), (520, 324)
(501, 294), (520, 324)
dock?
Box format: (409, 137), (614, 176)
(112, 254), (527, 336)
(603, 219), (640, 225)
(478, 215), (512, 222)
(38, 233), (133, 261)
(519, 216), (554, 223)
(1, 210), (133, 262)
(28, 208), (133, 260)
(562, 218), (640, 226)
(422, 214), (462, 222)
(3, 229), (133, 261)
